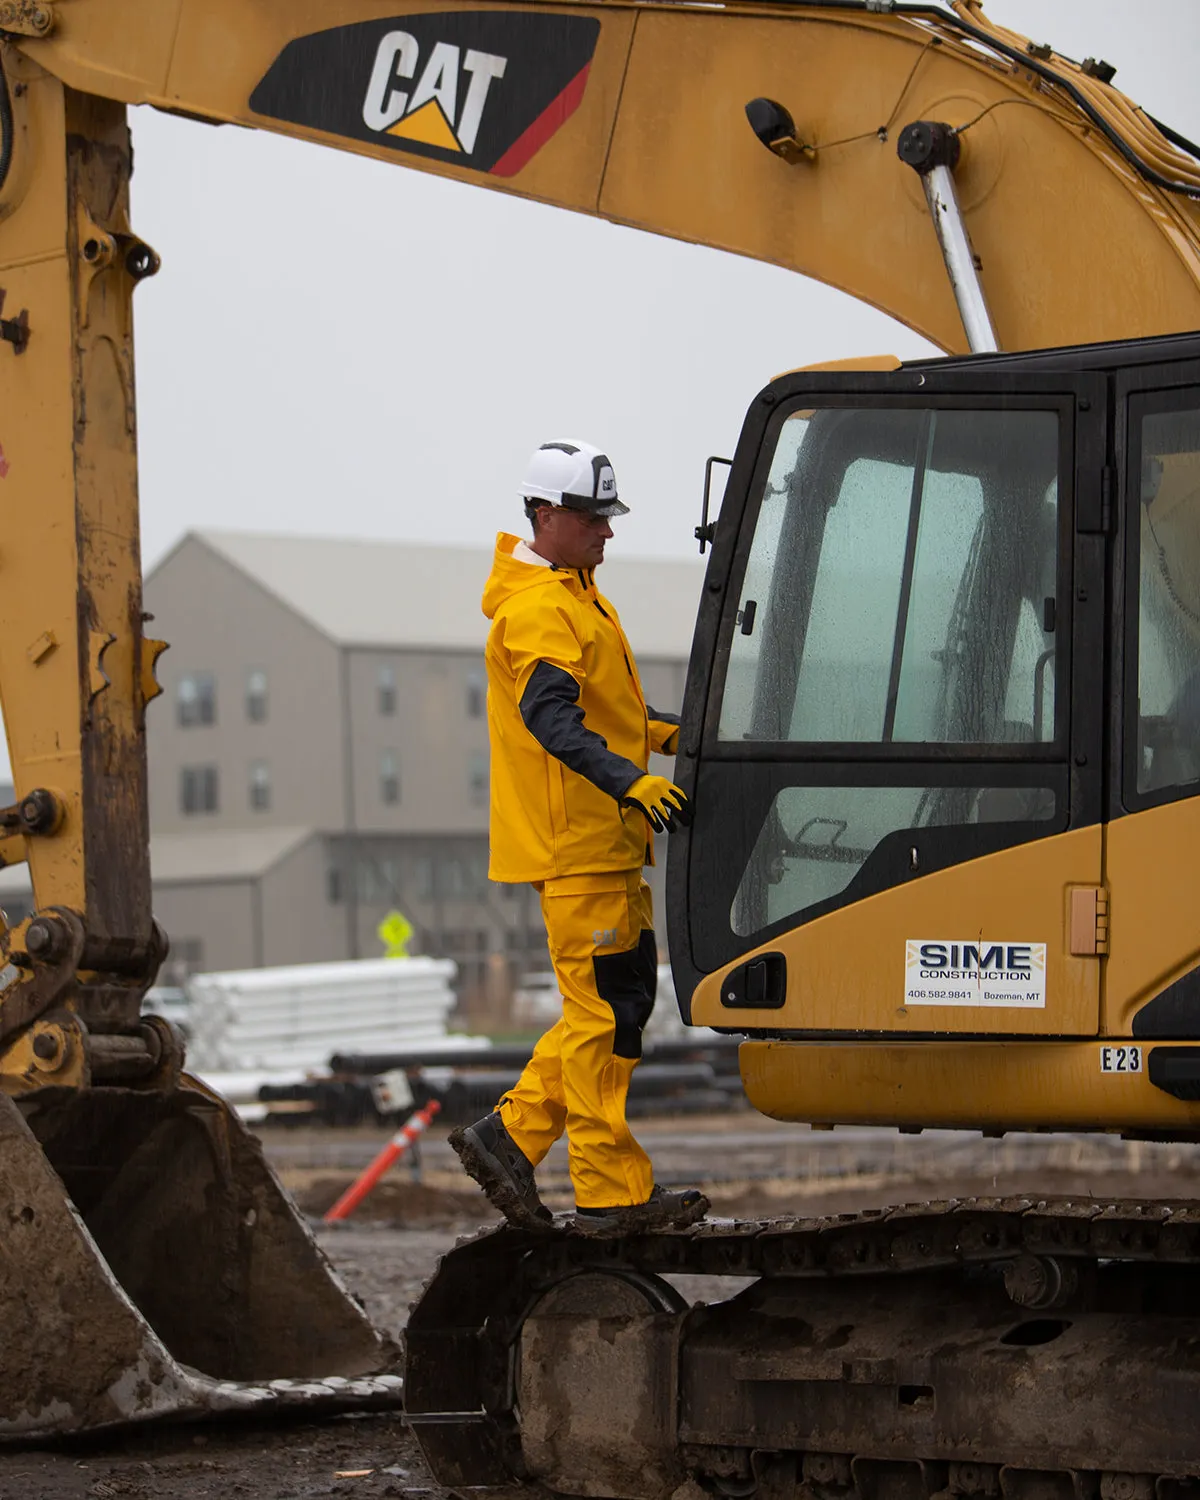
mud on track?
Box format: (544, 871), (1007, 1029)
(2, 1114), (1197, 1498)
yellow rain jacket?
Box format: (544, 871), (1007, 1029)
(483, 532), (680, 883)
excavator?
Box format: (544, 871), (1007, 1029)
(3, 0), (1200, 1482)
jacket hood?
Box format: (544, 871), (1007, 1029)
(482, 532), (575, 620)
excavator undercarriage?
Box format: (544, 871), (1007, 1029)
(407, 1205), (1200, 1494)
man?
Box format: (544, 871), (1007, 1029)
(449, 439), (709, 1236)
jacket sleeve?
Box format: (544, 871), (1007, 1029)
(521, 662), (644, 798)
(497, 597), (644, 799)
(647, 708), (680, 756)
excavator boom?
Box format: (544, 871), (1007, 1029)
(9, 0), (1200, 355)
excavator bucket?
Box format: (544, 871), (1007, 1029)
(0, 1081), (401, 1438)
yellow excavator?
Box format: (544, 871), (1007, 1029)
(4, 0), (1200, 1478)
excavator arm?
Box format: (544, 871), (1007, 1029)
(9, 0), (1200, 351)
(1, 0), (1200, 1445)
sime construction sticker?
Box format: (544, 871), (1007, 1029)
(904, 940), (1047, 1008)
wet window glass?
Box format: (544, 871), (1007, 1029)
(732, 781), (1057, 938)
(719, 407), (1060, 747)
(1134, 401), (1200, 796)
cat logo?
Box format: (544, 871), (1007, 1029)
(251, 12), (601, 178)
(362, 33), (506, 156)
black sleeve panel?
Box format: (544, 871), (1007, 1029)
(520, 660), (644, 799)
(647, 707), (680, 728)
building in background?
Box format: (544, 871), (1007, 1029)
(135, 530), (703, 995)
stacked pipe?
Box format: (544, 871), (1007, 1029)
(184, 957), (461, 1073)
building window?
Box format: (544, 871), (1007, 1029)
(469, 748), (489, 807)
(177, 672), (216, 727)
(378, 663), (396, 716)
(180, 765), (219, 815)
(414, 854), (434, 901)
(246, 668), (268, 723)
(466, 669), (485, 718)
(355, 855), (401, 905)
(249, 760), (271, 812)
(380, 749), (400, 805)
(440, 853), (488, 901)
(327, 867), (343, 904)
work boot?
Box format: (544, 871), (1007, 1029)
(573, 1184), (709, 1237)
(448, 1112), (553, 1229)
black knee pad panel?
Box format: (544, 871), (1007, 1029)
(593, 929), (658, 1059)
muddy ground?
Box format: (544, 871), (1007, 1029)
(2, 1113), (1197, 1498)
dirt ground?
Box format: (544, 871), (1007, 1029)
(1, 1113), (1197, 1498)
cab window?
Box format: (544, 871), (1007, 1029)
(718, 406), (1060, 749)
(1131, 398), (1200, 800)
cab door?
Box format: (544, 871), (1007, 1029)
(669, 363), (1108, 1039)
(1106, 356), (1200, 1041)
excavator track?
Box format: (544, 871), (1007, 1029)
(406, 1198), (1200, 1497)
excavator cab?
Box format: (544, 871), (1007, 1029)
(408, 332), (1200, 1500)
(671, 331), (1200, 1138)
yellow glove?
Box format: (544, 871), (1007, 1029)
(620, 774), (693, 834)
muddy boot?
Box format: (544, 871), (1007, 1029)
(573, 1184), (709, 1237)
(448, 1112), (553, 1229)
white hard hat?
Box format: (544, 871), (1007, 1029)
(520, 439), (629, 517)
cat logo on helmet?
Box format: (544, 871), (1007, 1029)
(521, 440), (629, 518)
(250, 12), (601, 178)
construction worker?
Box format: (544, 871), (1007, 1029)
(449, 439), (710, 1236)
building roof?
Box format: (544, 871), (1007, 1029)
(0, 827), (314, 902)
(165, 530), (705, 659)
(150, 826), (315, 883)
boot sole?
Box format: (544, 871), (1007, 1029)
(449, 1125), (553, 1230)
(572, 1192), (710, 1238)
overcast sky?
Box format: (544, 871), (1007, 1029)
(127, 1), (1200, 571)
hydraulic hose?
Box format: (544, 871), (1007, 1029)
(720, 0), (1200, 200)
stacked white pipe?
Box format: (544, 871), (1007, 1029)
(184, 957), (463, 1075)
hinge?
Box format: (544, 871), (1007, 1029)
(1077, 465), (1115, 535)
(0, 1), (54, 37)
(1100, 464), (1114, 533)
(1069, 886), (1109, 957)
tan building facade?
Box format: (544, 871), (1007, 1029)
(136, 530), (702, 987)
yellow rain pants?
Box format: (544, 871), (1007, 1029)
(497, 869), (657, 1209)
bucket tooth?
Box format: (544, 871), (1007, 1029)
(0, 1083), (401, 1438)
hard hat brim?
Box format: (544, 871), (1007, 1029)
(561, 496), (630, 518)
